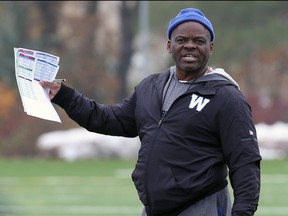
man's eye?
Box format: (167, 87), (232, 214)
(176, 38), (185, 43)
(196, 39), (206, 45)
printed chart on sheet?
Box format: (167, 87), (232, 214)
(14, 47), (61, 123)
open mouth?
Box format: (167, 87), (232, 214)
(183, 55), (197, 62)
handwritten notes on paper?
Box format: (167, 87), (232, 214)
(14, 48), (61, 123)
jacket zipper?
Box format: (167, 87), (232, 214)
(158, 115), (164, 127)
(145, 123), (161, 215)
(158, 109), (168, 127)
(158, 91), (188, 128)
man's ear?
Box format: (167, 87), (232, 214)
(209, 42), (214, 55)
(167, 40), (171, 53)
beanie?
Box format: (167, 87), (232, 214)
(167, 8), (215, 41)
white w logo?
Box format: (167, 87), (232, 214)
(189, 94), (210, 111)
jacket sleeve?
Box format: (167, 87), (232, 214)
(51, 84), (138, 137)
(217, 87), (262, 216)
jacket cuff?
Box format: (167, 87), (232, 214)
(232, 213), (242, 216)
(51, 84), (75, 109)
(232, 202), (258, 216)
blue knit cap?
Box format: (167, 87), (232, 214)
(167, 8), (215, 41)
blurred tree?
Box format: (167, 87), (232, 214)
(34, 1), (64, 53)
(0, 2), (22, 86)
(84, 1), (98, 56)
(0, 81), (17, 122)
(56, 1), (119, 102)
(116, 1), (137, 101)
(0, 1), (74, 156)
(57, 1), (138, 103)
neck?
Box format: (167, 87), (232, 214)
(177, 67), (211, 81)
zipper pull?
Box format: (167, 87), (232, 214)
(158, 111), (166, 127)
(158, 119), (163, 127)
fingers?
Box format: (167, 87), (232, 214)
(39, 80), (56, 88)
(39, 80), (61, 99)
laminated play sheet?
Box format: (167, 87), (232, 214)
(14, 47), (61, 123)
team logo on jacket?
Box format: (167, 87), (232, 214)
(189, 94), (210, 111)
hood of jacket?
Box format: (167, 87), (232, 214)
(168, 65), (240, 90)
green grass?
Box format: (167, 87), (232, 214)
(0, 159), (141, 216)
(0, 159), (287, 216)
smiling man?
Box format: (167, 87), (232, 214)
(40, 8), (261, 216)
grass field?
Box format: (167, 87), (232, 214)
(0, 158), (287, 216)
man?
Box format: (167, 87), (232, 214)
(40, 8), (261, 216)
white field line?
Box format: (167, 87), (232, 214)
(256, 206), (288, 215)
(0, 205), (143, 214)
(0, 173), (287, 183)
(114, 169), (133, 178)
(0, 169), (133, 184)
(1, 205), (288, 215)
(261, 174), (288, 183)
(0, 173), (287, 181)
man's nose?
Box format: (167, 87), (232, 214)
(184, 40), (196, 49)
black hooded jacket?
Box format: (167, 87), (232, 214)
(52, 67), (261, 216)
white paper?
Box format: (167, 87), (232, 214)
(14, 47), (61, 123)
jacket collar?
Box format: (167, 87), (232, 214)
(151, 67), (239, 97)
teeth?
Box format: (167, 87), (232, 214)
(184, 55), (196, 60)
